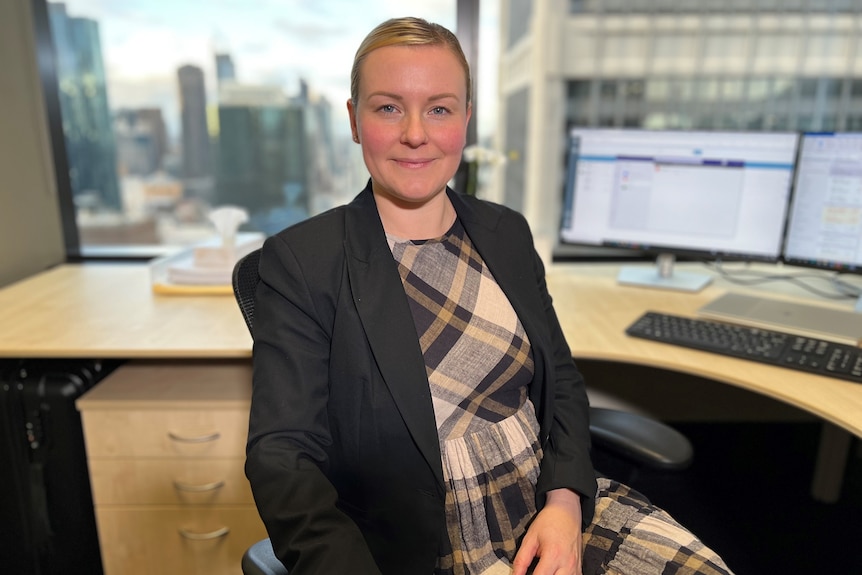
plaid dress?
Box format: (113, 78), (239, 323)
(388, 218), (736, 575)
(388, 219), (541, 575)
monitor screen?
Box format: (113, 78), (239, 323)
(783, 132), (862, 273)
(560, 128), (800, 262)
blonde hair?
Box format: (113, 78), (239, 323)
(350, 17), (472, 108)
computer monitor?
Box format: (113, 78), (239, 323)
(783, 132), (862, 274)
(560, 128), (800, 291)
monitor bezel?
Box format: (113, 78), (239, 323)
(558, 127), (801, 264)
(781, 131), (862, 275)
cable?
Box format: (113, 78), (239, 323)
(832, 275), (862, 299)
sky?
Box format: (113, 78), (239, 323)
(59, 0), (499, 142)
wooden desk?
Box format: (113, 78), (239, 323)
(546, 262), (862, 438)
(0, 264), (252, 358)
(1, 261), (860, 434)
(1, 261), (859, 502)
(547, 261), (862, 503)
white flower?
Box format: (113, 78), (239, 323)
(462, 145), (506, 166)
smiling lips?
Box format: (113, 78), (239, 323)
(394, 158), (436, 169)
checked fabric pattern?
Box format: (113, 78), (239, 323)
(387, 219), (735, 575)
(389, 219), (541, 575)
(583, 479), (736, 575)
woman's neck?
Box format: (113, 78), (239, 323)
(374, 190), (456, 240)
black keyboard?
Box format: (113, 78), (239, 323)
(625, 311), (862, 384)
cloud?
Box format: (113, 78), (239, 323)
(271, 19), (349, 45)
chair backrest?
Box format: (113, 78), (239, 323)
(232, 248), (262, 336)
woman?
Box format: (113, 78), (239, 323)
(246, 16), (733, 575)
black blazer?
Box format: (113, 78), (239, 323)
(246, 183), (596, 575)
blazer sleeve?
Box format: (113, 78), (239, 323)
(245, 234), (382, 574)
(521, 225), (597, 526)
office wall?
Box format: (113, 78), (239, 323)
(0, 0), (65, 288)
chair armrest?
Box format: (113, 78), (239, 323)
(242, 538), (289, 575)
(589, 407), (693, 471)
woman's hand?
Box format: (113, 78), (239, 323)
(512, 488), (584, 575)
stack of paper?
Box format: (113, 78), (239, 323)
(150, 232), (265, 294)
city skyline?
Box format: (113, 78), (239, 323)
(49, 0), (369, 244)
(55, 0), (467, 141)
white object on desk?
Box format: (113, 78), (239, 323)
(149, 231), (264, 293)
(698, 291), (862, 345)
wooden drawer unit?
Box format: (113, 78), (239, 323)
(95, 507), (266, 575)
(77, 360), (267, 575)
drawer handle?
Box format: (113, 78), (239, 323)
(167, 431), (221, 443)
(173, 480), (226, 493)
(178, 526), (230, 541)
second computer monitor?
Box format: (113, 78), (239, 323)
(560, 128), (800, 290)
(783, 132), (862, 274)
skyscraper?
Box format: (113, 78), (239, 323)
(215, 84), (310, 221)
(177, 65), (212, 181)
(114, 108), (167, 176)
(47, 2), (121, 212)
(215, 53), (236, 84)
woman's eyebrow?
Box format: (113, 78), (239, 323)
(366, 91), (460, 102)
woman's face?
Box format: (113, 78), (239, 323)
(347, 44), (471, 207)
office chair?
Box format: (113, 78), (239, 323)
(232, 248), (693, 575)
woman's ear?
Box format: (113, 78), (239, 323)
(347, 99), (360, 143)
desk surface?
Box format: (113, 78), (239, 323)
(546, 261), (862, 438)
(0, 264), (252, 359)
(1, 261), (860, 436)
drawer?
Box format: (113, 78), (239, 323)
(82, 409), (249, 458)
(89, 458), (253, 505)
(95, 506), (267, 575)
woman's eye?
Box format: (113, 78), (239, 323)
(379, 104), (397, 113)
(430, 106), (449, 115)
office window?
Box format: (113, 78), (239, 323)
(774, 78), (794, 101)
(722, 79), (745, 100)
(41, 0), (461, 254)
(506, 0), (532, 48)
(799, 78), (819, 99)
(599, 80), (618, 101)
(694, 79), (719, 101)
(569, 80), (592, 100)
(623, 79), (645, 102)
(646, 79), (669, 102)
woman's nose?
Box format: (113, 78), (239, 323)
(400, 113), (428, 147)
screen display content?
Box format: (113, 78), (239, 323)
(560, 129), (800, 291)
(783, 132), (862, 273)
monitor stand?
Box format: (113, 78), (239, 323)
(617, 253), (712, 293)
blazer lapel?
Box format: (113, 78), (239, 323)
(343, 186), (445, 486)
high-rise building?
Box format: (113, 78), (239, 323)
(177, 65), (212, 181)
(215, 53), (236, 84)
(47, 2), (121, 212)
(497, 0), (862, 241)
(216, 84), (311, 228)
(114, 108), (168, 176)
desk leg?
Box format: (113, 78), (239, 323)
(810, 422), (852, 503)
